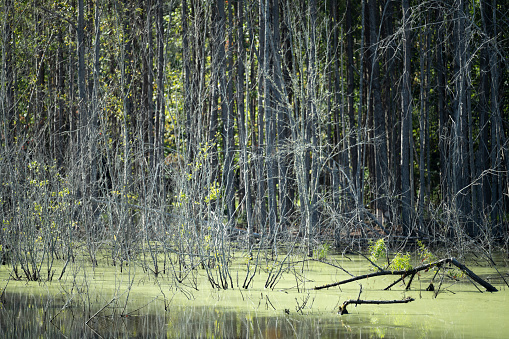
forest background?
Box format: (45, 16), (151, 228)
(1, 0), (508, 281)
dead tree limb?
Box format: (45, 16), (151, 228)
(449, 258), (497, 292)
(314, 258), (498, 292)
(315, 270), (400, 290)
(338, 297), (415, 315)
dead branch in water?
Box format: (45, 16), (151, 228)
(315, 257), (498, 292)
(338, 297), (415, 315)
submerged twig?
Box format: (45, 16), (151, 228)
(85, 297), (117, 324)
(338, 297), (415, 315)
(125, 295), (160, 316)
(481, 250), (509, 288)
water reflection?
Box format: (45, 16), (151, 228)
(0, 291), (407, 338)
(1, 255), (508, 339)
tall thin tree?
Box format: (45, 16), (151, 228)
(401, 0), (412, 234)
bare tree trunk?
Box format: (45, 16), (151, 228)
(90, 0), (102, 225)
(257, 0), (267, 232)
(452, 0), (471, 236)
(382, 0), (399, 210)
(345, 0), (358, 192)
(479, 0), (491, 219)
(307, 0), (318, 256)
(465, 13), (478, 229)
(120, 0), (134, 252)
(145, 0), (155, 170)
(488, 0), (503, 235)
(236, 0), (253, 247)
(78, 0), (88, 171)
(208, 0), (220, 195)
(356, 0), (366, 212)
(2, 0), (14, 148)
(277, 0), (292, 231)
(246, 4), (262, 235)
(424, 19), (431, 218)
(155, 0), (165, 192)
(182, 0), (190, 159)
(436, 8), (448, 209)
(56, 29), (65, 170)
(367, 0), (388, 222)
(418, 26), (426, 231)
(331, 0), (345, 210)
(401, 0), (412, 235)
(262, 0), (277, 237)
(220, 0), (235, 224)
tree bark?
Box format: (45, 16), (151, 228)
(78, 0), (87, 159)
(155, 0), (165, 188)
(339, 297), (415, 315)
(436, 7), (449, 207)
(145, 0), (155, 170)
(345, 0), (357, 185)
(368, 0), (389, 221)
(182, 0), (190, 159)
(307, 0), (319, 256)
(452, 0), (471, 235)
(401, 0), (412, 235)
(479, 0), (491, 218)
(256, 0), (267, 232)
(236, 0), (253, 247)
(418, 26), (426, 231)
(356, 0), (366, 213)
(315, 257), (498, 293)
(220, 0), (235, 224)
(3, 0), (14, 147)
(277, 0), (292, 230)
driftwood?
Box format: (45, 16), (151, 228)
(315, 257), (498, 292)
(338, 297), (415, 315)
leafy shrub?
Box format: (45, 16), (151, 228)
(368, 238), (386, 263)
(317, 243), (331, 261)
(389, 252), (412, 271)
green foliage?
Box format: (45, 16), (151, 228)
(369, 239), (412, 271)
(369, 238), (387, 263)
(389, 252), (413, 271)
(316, 243), (331, 261)
(446, 268), (465, 280)
(204, 182), (220, 204)
(417, 240), (437, 264)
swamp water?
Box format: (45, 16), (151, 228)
(1, 254), (508, 338)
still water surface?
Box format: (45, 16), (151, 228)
(1, 254), (507, 338)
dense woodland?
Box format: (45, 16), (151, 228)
(1, 0), (508, 281)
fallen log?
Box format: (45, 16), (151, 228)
(314, 257), (498, 292)
(339, 297), (415, 315)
